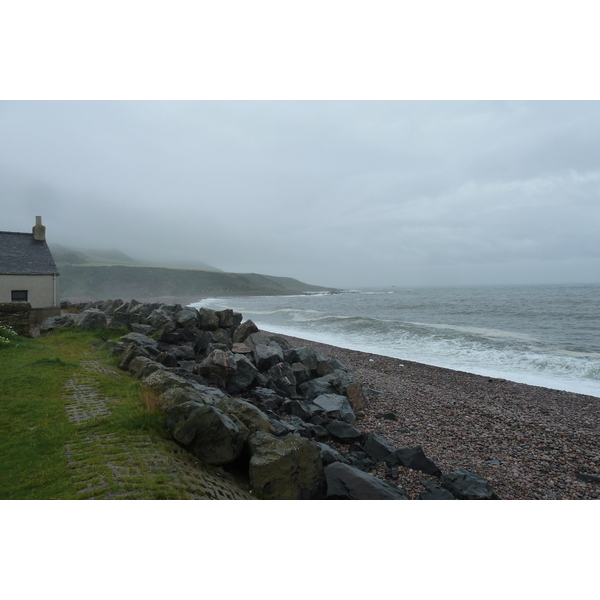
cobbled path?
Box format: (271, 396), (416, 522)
(63, 361), (252, 500)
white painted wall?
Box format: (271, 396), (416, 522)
(0, 274), (60, 308)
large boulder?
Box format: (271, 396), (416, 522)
(197, 308), (220, 331)
(117, 343), (151, 370)
(216, 397), (275, 435)
(248, 432), (325, 500)
(232, 319), (259, 343)
(419, 480), (456, 500)
(197, 349), (237, 387)
(76, 308), (107, 331)
(264, 361), (297, 397)
(253, 343), (284, 371)
(226, 354), (259, 395)
(298, 373), (338, 399)
(324, 463), (408, 499)
(386, 446), (441, 476)
(176, 307), (199, 329)
(158, 386), (222, 412)
(120, 332), (159, 349)
(325, 420), (364, 444)
(40, 314), (76, 334)
(363, 432), (397, 462)
(313, 442), (349, 466)
(140, 370), (193, 396)
(165, 401), (249, 465)
(128, 356), (165, 380)
(441, 470), (499, 500)
(312, 393), (356, 424)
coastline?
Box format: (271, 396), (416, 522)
(269, 331), (600, 500)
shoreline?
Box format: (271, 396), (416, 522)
(268, 331), (600, 500)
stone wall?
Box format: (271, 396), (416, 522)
(0, 302), (32, 337)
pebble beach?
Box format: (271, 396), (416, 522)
(276, 332), (600, 500)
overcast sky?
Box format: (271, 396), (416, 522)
(1, 100), (599, 288)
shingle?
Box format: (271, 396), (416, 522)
(0, 231), (59, 275)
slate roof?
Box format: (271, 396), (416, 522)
(0, 231), (59, 275)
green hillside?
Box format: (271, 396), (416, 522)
(58, 265), (336, 299)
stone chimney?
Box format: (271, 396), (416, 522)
(32, 216), (46, 241)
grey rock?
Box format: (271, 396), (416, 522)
(363, 432), (397, 462)
(120, 332), (159, 349)
(130, 323), (154, 335)
(232, 319), (259, 343)
(264, 361), (297, 397)
(128, 356), (165, 379)
(441, 469), (499, 499)
(216, 397), (275, 434)
(326, 421), (364, 444)
(117, 343), (151, 370)
(165, 401), (249, 465)
(242, 331), (272, 351)
(40, 314), (76, 333)
(196, 307), (220, 331)
(197, 349), (237, 386)
(345, 450), (376, 472)
(227, 354), (258, 394)
(248, 432), (325, 499)
(290, 362), (312, 385)
(75, 308), (107, 331)
(299, 373), (338, 399)
(314, 442), (348, 465)
(386, 446), (441, 476)
(176, 307), (199, 329)
(140, 370), (193, 396)
(419, 480), (456, 500)
(324, 462), (408, 500)
(253, 343), (284, 372)
(313, 393), (356, 424)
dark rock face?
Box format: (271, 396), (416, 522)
(363, 432), (397, 462)
(441, 469), (499, 499)
(232, 319), (259, 343)
(165, 401), (249, 465)
(314, 442), (348, 466)
(386, 446), (441, 477)
(197, 307), (220, 331)
(253, 343), (284, 372)
(40, 314), (76, 333)
(419, 480), (456, 500)
(76, 309), (107, 331)
(227, 354), (259, 395)
(197, 349), (237, 387)
(326, 421), (364, 444)
(313, 394), (356, 424)
(216, 397), (274, 435)
(248, 432), (325, 500)
(264, 361), (297, 397)
(324, 463), (408, 500)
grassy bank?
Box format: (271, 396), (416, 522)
(58, 264), (336, 299)
(0, 327), (177, 499)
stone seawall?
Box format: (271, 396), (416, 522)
(40, 298), (499, 500)
(0, 303), (32, 337)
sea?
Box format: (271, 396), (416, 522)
(190, 284), (600, 399)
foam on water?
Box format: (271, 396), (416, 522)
(190, 285), (600, 398)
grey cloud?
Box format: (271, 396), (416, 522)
(1, 100), (599, 288)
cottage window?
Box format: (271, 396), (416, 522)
(11, 290), (28, 302)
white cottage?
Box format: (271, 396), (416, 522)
(0, 216), (60, 309)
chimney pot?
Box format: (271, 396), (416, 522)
(33, 215), (46, 241)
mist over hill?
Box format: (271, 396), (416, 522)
(51, 246), (337, 300)
(50, 244), (222, 272)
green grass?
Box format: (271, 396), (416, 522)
(0, 326), (184, 499)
